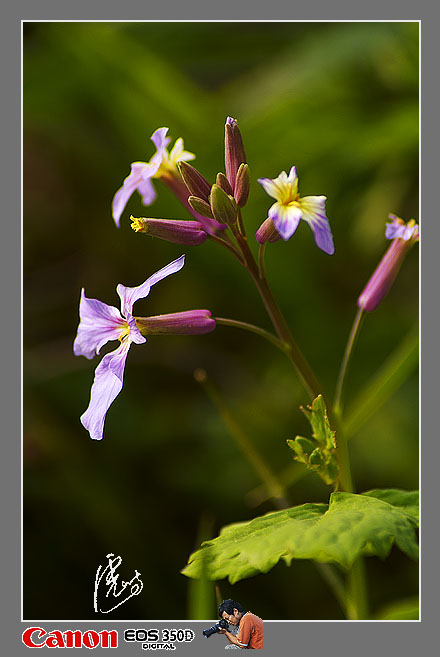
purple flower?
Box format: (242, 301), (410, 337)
(257, 166), (334, 254)
(74, 255), (185, 440)
(385, 214), (419, 241)
(357, 215), (419, 312)
(112, 128), (195, 227)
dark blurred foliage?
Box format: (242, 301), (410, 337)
(23, 22), (419, 620)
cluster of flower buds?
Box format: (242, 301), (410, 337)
(112, 117), (337, 256)
(357, 215), (419, 312)
(177, 116), (251, 229)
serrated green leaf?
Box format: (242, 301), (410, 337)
(301, 394), (336, 450)
(363, 488), (419, 521)
(288, 395), (339, 485)
(182, 490), (419, 584)
(295, 436), (316, 455)
(286, 438), (305, 461)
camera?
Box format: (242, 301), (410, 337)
(202, 618), (229, 638)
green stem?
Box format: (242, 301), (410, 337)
(258, 242), (267, 280)
(331, 306), (369, 618)
(346, 558), (369, 620)
(207, 232), (244, 264)
(214, 317), (288, 353)
(235, 232), (323, 401)
(245, 462), (307, 508)
(211, 216), (367, 617)
(316, 563), (349, 618)
(194, 369), (289, 509)
(196, 369), (355, 615)
(334, 307), (365, 416)
(344, 327), (418, 440)
(237, 208), (247, 238)
(331, 413), (368, 618)
(331, 309), (370, 617)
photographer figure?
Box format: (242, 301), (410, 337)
(217, 599), (264, 649)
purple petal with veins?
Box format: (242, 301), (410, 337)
(80, 341), (131, 441)
(151, 127), (171, 154)
(73, 290), (125, 359)
(112, 162), (159, 227)
(269, 203), (302, 240)
(310, 221), (335, 255)
(117, 254), (185, 317)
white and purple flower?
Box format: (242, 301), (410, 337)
(112, 128), (195, 227)
(257, 166), (334, 255)
(74, 255), (186, 440)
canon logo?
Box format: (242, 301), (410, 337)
(22, 627), (118, 649)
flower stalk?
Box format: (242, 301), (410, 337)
(233, 227), (323, 401)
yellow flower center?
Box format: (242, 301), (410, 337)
(285, 196), (301, 208)
(131, 216), (147, 233)
(119, 325), (131, 342)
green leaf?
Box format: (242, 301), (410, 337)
(363, 488), (419, 521)
(182, 490), (418, 584)
(301, 394), (336, 450)
(287, 395), (339, 486)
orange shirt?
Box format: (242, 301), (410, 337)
(236, 611), (264, 649)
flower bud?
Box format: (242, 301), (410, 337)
(210, 183), (238, 225)
(255, 217), (281, 244)
(160, 175), (224, 235)
(224, 116), (246, 193)
(234, 163), (250, 208)
(188, 195), (214, 219)
(131, 216), (207, 246)
(216, 172), (233, 196)
(135, 310), (216, 336)
(357, 216), (419, 312)
(177, 161), (212, 203)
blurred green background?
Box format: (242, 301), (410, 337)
(23, 21), (419, 620)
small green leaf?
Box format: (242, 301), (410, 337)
(287, 395), (339, 485)
(182, 490), (419, 584)
(294, 436), (316, 455)
(309, 448), (323, 466)
(301, 394), (336, 450)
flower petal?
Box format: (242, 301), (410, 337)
(168, 137), (196, 166)
(385, 216), (419, 241)
(112, 162), (157, 227)
(73, 290), (125, 359)
(299, 195), (335, 255)
(126, 312), (147, 345)
(258, 176), (285, 200)
(136, 177), (157, 206)
(116, 254), (186, 317)
(150, 127), (171, 157)
(258, 168), (298, 203)
(269, 202), (302, 240)
(286, 166), (298, 184)
(80, 340), (131, 440)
